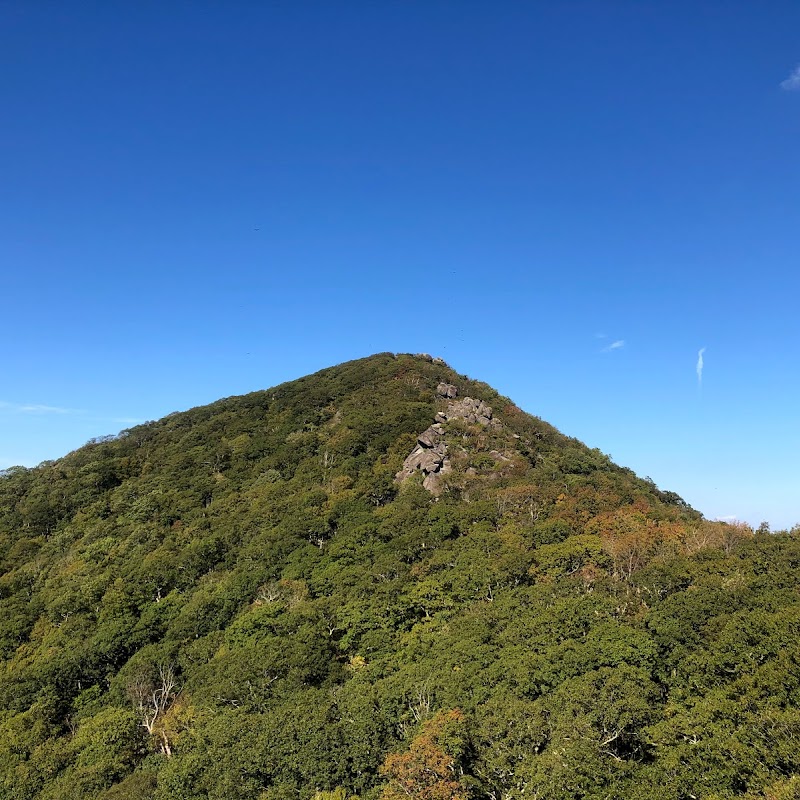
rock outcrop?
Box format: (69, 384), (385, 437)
(396, 385), (501, 494)
(396, 423), (451, 492)
(445, 397), (496, 427)
(417, 354), (448, 366)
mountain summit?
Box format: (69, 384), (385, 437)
(1, 353), (798, 800)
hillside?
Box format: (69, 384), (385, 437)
(1, 353), (799, 800)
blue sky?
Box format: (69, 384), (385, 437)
(2, 2), (799, 528)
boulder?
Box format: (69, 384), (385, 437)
(418, 450), (443, 473)
(401, 446), (426, 471)
(418, 426), (443, 448)
(436, 382), (458, 399)
(423, 472), (442, 493)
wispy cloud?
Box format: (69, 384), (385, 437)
(715, 515), (738, 523)
(602, 339), (625, 353)
(0, 401), (82, 415)
(781, 64), (800, 91)
(696, 347), (706, 386)
(0, 403), (144, 428)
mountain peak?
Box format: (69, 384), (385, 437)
(3, 352), (787, 800)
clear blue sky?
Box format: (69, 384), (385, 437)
(2, 2), (799, 529)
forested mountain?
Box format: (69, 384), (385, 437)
(1, 353), (798, 800)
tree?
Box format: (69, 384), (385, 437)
(380, 710), (469, 800)
(126, 664), (178, 757)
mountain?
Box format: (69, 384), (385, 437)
(1, 352), (799, 800)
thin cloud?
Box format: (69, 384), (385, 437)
(781, 64), (800, 90)
(19, 404), (75, 414)
(696, 347), (706, 385)
(0, 403), (143, 426)
(0, 401), (82, 415)
(602, 339), (625, 352)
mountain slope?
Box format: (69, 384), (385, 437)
(0, 353), (798, 800)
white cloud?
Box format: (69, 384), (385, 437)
(0, 401), (81, 415)
(781, 64), (800, 90)
(696, 347), (706, 385)
(19, 404), (73, 414)
(602, 339), (625, 352)
(715, 515), (738, 523)
(0, 404), (143, 427)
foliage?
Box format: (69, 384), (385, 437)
(0, 353), (796, 799)
(380, 710), (469, 800)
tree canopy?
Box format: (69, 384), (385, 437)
(1, 353), (797, 799)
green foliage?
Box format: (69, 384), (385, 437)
(0, 353), (795, 799)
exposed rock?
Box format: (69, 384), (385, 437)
(417, 424), (444, 448)
(476, 400), (493, 418)
(396, 390), (506, 494)
(396, 447), (420, 478)
(395, 429), (445, 484)
(444, 397), (493, 424)
(419, 450), (444, 473)
(422, 458), (451, 493)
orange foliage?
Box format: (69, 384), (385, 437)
(588, 506), (754, 580)
(380, 710), (468, 800)
(588, 506), (683, 580)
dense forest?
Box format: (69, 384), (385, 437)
(1, 353), (798, 800)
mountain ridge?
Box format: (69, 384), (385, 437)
(1, 352), (797, 800)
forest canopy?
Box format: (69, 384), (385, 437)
(1, 353), (798, 800)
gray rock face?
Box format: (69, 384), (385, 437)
(423, 457), (452, 492)
(396, 441), (448, 485)
(418, 450), (444, 473)
(395, 389), (503, 494)
(417, 424), (444, 448)
(439, 397), (496, 426)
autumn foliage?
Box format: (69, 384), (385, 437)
(380, 710), (468, 800)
